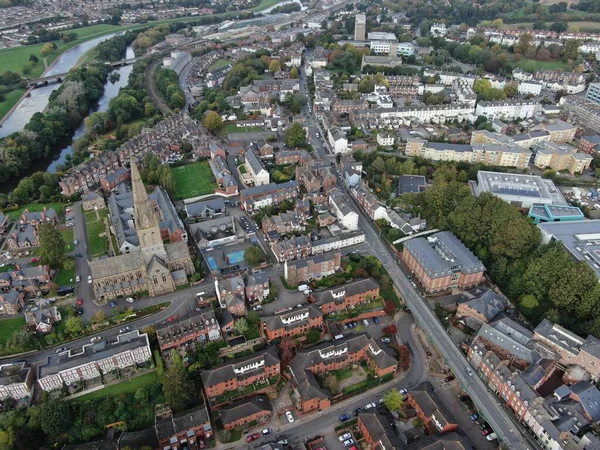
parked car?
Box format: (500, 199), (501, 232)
(277, 439), (288, 446)
(343, 439), (355, 447)
(87, 275), (92, 284)
(372, 317), (379, 325)
(399, 388), (408, 396)
(76, 298), (83, 306)
(381, 337), (391, 343)
(339, 433), (352, 441)
(364, 403), (376, 410)
(353, 408), (362, 416)
(480, 422), (490, 430)
(262, 428), (271, 435)
(75, 307), (84, 315)
(486, 433), (497, 441)
(246, 433), (260, 443)
(198, 438), (206, 449)
(482, 428), (493, 436)
(31, 257), (40, 263)
(76, 253), (83, 258)
(252, 305), (262, 311)
(286, 410), (294, 423)
(470, 413), (479, 421)
(76, 276), (80, 283)
(339, 414), (351, 422)
(55, 347), (67, 353)
(109, 301), (116, 308)
(90, 337), (102, 343)
(445, 375), (455, 382)
(126, 297), (135, 303)
(119, 326), (130, 333)
(74, 240), (78, 246)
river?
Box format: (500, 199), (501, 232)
(0, 43), (135, 193)
(0, 31), (127, 139)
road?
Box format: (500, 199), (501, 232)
(298, 66), (533, 450)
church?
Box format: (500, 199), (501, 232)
(89, 158), (194, 303)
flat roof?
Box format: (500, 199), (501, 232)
(476, 171), (567, 206)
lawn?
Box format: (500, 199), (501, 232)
(84, 209), (109, 258)
(73, 371), (159, 402)
(221, 123), (264, 134)
(3, 202), (66, 220)
(60, 226), (74, 248)
(0, 88), (26, 120)
(515, 59), (571, 72)
(171, 161), (217, 200)
(251, 0), (281, 11)
(54, 257), (76, 286)
(207, 59), (231, 71)
(0, 317), (26, 346)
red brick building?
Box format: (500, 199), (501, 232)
(312, 278), (380, 314)
(358, 413), (402, 449)
(407, 382), (458, 435)
(220, 395), (272, 430)
(578, 135), (600, 154)
(402, 232), (485, 293)
(154, 405), (212, 449)
(100, 167), (130, 192)
(290, 334), (397, 413)
(156, 309), (221, 352)
(284, 252), (341, 286)
(201, 346), (280, 402)
(262, 306), (324, 342)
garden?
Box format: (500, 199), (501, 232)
(84, 209), (109, 258)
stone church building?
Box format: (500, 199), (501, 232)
(89, 158), (194, 303)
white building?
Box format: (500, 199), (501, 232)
(245, 150), (270, 186)
(329, 189), (359, 231)
(328, 126), (349, 154)
(430, 23), (447, 36)
(475, 100), (541, 121)
(518, 80), (543, 96)
(397, 42), (415, 57)
(311, 231), (366, 255)
(377, 132), (395, 146)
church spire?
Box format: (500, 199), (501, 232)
(131, 156), (159, 230)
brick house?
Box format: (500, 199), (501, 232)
(261, 209), (306, 238)
(456, 289), (509, 327)
(407, 382), (458, 435)
(100, 167), (130, 192)
(220, 395), (272, 430)
(262, 306), (324, 342)
(290, 334), (397, 413)
(216, 276), (247, 317)
(358, 413), (403, 450)
(402, 231), (485, 293)
(0, 290), (25, 316)
(156, 309), (221, 352)
(312, 278), (380, 314)
(244, 271), (270, 303)
(0, 264), (53, 296)
(25, 306), (62, 333)
(284, 251), (341, 286)
(81, 192), (106, 211)
(155, 404), (212, 449)
(201, 346), (280, 402)
(578, 134), (600, 154)
(271, 235), (312, 263)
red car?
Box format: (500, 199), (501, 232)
(76, 298), (83, 306)
(31, 257), (40, 263)
(246, 433), (260, 443)
(482, 428), (493, 436)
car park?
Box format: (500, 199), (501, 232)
(286, 410), (294, 423)
(339, 433), (352, 441)
(339, 414), (351, 421)
(246, 433), (260, 442)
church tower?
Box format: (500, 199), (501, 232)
(130, 157), (168, 265)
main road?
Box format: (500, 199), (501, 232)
(299, 68), (532, 450)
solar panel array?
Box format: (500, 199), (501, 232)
(492, 187), (541, 197)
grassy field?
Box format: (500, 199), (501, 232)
(54, 258), (76, 286)
(171, 161), (217, 200)
(207, 59), (231, 71)
(221, 123), (264, 134)
(0, 88), (26, 119)
(73, 371), (159, 402)
(0, 317), (26, 346)
(251, 0), (281, 12)
(515, 58), (570, 71)
(84, 209), (109, 258)
(3, 202), (66, 220)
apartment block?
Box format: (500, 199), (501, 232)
(533, 141), (592, 175)
(578, 134), (600, 154)
(312, 278), (380, 314)
(0, 362), (35, 402)
(284, 252), (342, 286)
(261, 306), (324, 342)
(220, 396), (272, 430)
(475, 100), (541, 121)
(402, 231), (485, 293)
(240, 181), (299, 212)
(155, 309), (221, 352)
(354, 14), (366, 41)
(37, 331), (152, 392)
(407, 381), (458, 435)
(201, 346), (280, 401)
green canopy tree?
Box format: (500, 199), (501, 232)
(202, 111), (223, 132)
(162, 352), (196, 412)
(383, 388), (404, 411)
(39, 223), (66, 268)
(285, 122), (307, 147)
(40, 400), (72, 437)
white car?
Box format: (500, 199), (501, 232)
(339, 433), (352, 441)
(399, 388), (408, 396)
(126, 297), (135, 303)
(252, 305), (262, 311)
(364, 403), (377, 409)
(87, 275), (92, 284)
(285, 410), (294, 423)
(486, 433), (497, 441)
(76, 276), (80, 283)
(343, 439), (355, 447)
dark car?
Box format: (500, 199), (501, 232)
(246, 433), (260, 442)
(353, 407), (363, 416)
(372, 317), (379, 325)
(480, 422), (490, 430)
(339, 414), (351, 422)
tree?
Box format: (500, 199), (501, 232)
(358, 76), (374, 93)
(29, 54), (39, 63)
(135, 388), (149, 405)
(268, 60), (281, 74)
(305, 328), (321, 344)
(92, 310), (105, 324)
(290, 67), (299, 78)
(383, 388), (404, 411)
(514, 33), (533, 55)
(234, 317), (249, 336)
(322, 375), (339, 394)
(162, 352), (196, 412)
(40, 399), (72, 437)
(284, 122), (307, 148)
(382, 325), (398, 336)
(244, 246), (264, 266)
(561, 39), (579, 61)
(40, 42), (54, 57)
(521, 294), (539, 309)
(65, 316), (83, 336)
(202, 111), (223, 132)
(39, 223), (66, 268)
(550, 21), (568, 33)
(503, 82), (518, 98)
(62, 257), (75, 272)
(532, 20), (547, 30)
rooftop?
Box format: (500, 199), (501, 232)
(475, 170), (566, 206)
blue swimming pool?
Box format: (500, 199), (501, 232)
(207, 257), (217, 270)
(226, 250), (245, 264)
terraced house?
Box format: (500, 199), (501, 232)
(201, 346), (280, 403)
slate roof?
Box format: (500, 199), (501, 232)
(410, 381), (456, 432)
(398, 174), (426, 195)
(458, 289), (509, 323)
(220, 395), (272, 426)
(570, 381), (600, 422)
(185, 198), (225, 218)
(312, 278), (379, 306)
(359, 413), (402, 449)
(262, 305), (322, 333)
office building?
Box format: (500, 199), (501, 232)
(586, 83), (600, 106)
(354, 14), (366, 41)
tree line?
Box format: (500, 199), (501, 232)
(154, 67), (185, 110)
(403, 164), (600, 337)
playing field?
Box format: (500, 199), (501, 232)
(171, 161), (217, 200)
